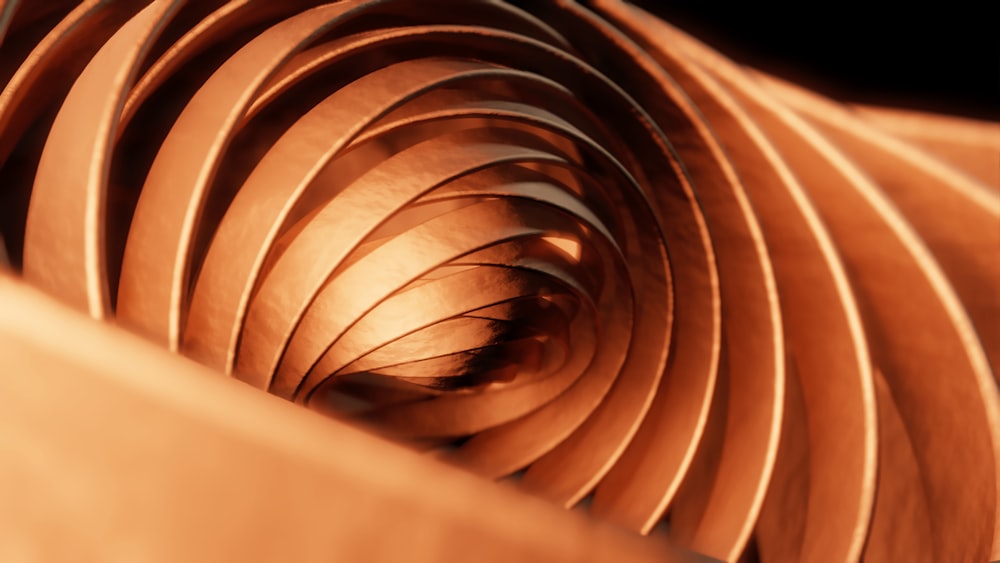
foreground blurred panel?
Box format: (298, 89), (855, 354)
(0, 275), (709, 562)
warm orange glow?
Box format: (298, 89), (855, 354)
(542, 235), (583, 261)
(0, 1), (996, 562)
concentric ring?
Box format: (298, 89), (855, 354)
(0, 1), (996, 562)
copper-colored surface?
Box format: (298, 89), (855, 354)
(0, 276), (695, 563)
(0, 2), (996, 562)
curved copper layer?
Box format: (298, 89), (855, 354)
(0, 1), (997, 562)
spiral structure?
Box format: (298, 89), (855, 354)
(0, 1), (997, 562)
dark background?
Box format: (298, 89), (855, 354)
(629, 1), (998, 121)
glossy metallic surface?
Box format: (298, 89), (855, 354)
(0, 1), (996, 562)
